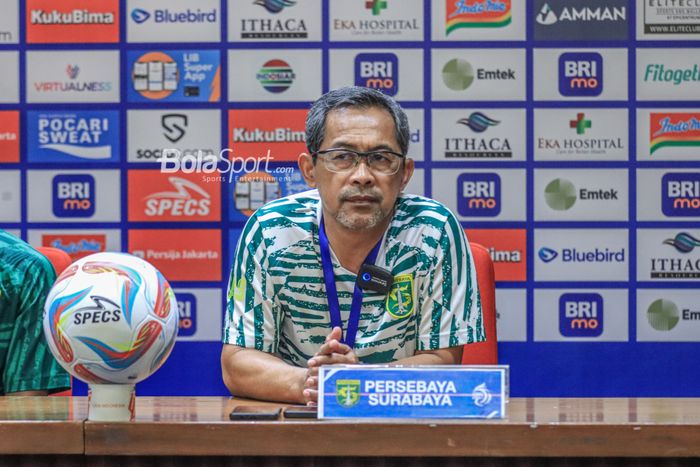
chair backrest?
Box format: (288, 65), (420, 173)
(461, 242), (498, 365)
(35, 246), (74, 396)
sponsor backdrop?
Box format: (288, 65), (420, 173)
(0, 0), (698, 397)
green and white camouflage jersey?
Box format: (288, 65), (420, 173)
(224, 190), (485, 367)
(0, 230), (70, 394)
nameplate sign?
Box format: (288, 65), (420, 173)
(318, 365), (508, 420)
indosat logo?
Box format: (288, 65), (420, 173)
(559, 293), (603, 338)
(457, 173), (500, 217)
(256, 59), (295, 93)
(445, 0), (512, 35)
(442, 58), (516, 91)
(644, 63), (700, 86)
(544, 177), (619, 211)
(650, 112), (700, 155)
(354, 53), (398, 96)
(130, 8), (217, 24)
(651, 232), (700, 279)
(662, 172), (700, 216)
(52, 174), (95, 218)
(445, 112), (512, 159)
(559, 52), (603, 97)
(537, 246), (625, 264)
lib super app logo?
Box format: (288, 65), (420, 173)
(559, 292), (604, 337)
(457, 173), (501, 217)
(354, 53), (398, 96)
(177, 292), (197, 337)
(559, 52), (603, 97)
(662, 173), (700, 216)
(52, 174), (95, 218)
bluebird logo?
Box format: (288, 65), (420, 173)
(538, 247), (558, 263)
(457, 173), (500, 217)
(559, 293), (603, 337)
(354, 53), (398, 96)
(177, 293), (197, 337)
(662, 173), (700, 217)
(52, 174), (95, 218)
(131, 9), (150, 24)
(559, 52), (603, 97)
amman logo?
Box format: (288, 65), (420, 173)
(336, 379), (360, 408)
(386, 274), (414, 319)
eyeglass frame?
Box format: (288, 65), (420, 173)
(311, 147), (407, 175)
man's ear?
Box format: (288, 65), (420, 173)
(298, 152), (317, 188)
(399, 158), (415, 192)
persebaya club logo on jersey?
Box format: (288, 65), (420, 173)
(650, 112), (700, 155)
(336, 379), (361, 407)
(386, 274), (414, 319)
(446, 0), (512, 35)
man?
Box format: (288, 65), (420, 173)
(222, 86), (484, 404)
(0, 230), (70, 395)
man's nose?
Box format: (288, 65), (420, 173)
(349, 157), (375, 184)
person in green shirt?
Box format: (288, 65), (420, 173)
(0, 229), (69, 395)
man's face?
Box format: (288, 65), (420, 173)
(300, 106), (413, 231)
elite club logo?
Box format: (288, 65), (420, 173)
(457, 173), (501, 217)
(446, 0), (512, 35)
(647, 298), (679, 331)
(256, 59), (295, 93)
(650, 112), (700, 155)
(161, 114), (188, 143)
(570, 113), (591, 135)
(662, 173), (700, 217)
(559, 293), (604, 337)
(52, 174), (95, 218)
(256, 0), (297, 14)
(544, 178), (577, 211)
(663, 232), (700, 253)
(559, 52), (603, 97)
(365, 0), (387, 16)
(354, 53), (398, 96)
(177, 293), (197, 337)
(442, 59), (474, 91)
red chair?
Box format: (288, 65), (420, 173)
(36, 246), (74, 397)
(461, 242), (498, 365)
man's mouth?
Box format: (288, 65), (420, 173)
(345, 196), (379, 203)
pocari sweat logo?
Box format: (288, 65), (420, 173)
(177, 293), (197, 337)
(559, 292), (603, 337)
(457, 173), (501, 217)
(662, 173), (700, 217)
(52, 174), (95, 218)
(559, 52), (603, 97)
(354, 53), (398, 96)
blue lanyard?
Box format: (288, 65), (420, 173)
(318, 216), (382, 348)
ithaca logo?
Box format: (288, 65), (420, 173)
(445, 112), (511, 159)
(144, 177), (211, 218)
(559, 52), (603, 97)
(650, 113), (700, 155)
(650, 232), (700, 279)
(256, 0), (297, 14)
(177, 293), (197, 337)
(559, 293), (603, 337)
(52, 174), (95, 218)
(355, 53), (398, 96)
(130, 8), (217, 24)
(536, 3), (626, 26)
(242, 0), (306, 39)
(538, 246), (625, 263)
(73, 296), (122, 325)
(457, 173), (501, 217)
(161, 114), (188, 143)
(662, 173), (700, 216)
(257, 59), (295, 93)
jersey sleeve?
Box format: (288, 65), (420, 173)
(416, 210), (485, 351)
(223, 213), (280, 353)
(4, 253), (70, 394)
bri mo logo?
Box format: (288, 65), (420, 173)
(559, 293), (603, 337)
(662, 173), (700, 217)
(457, 173), (501, 217)
(177, 293), (197, 337)
(354, 53), (398, 96)
(559, 52), (603, 97)
(52, 174), (95, 218)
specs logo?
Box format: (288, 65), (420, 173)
(457, 173), (500, 217)
(559, 293), (603, 337)
(662, 173), (700, 217)
(354, 53), (398, 96)
(52, 174), (95, 218)
(257, 59), (295, 94)
(177, 293), (197, 337)
(559, 52), (603, 97)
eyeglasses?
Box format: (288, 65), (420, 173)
(313, 148), (405, 175)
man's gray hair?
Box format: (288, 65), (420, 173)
(305, 86), (410, 156)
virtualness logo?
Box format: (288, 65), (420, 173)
(131, 9), (150, 24)
(256, 59), (295, 93)
(66, 64), (80, 79)
(255, 0), (297, 14)
(544, 178), (577, 211)
(442, 58), (474, 91)
(647, 298), (680, 331)
(663, 232), (700, 253)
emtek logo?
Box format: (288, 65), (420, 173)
(457, 173), (500, 217)
(52, 174), (95, 217)
(177, 293), (197, 337)
(559, 52), (603, 97)
(354, 53), (398, 96)
(662, 173), (700, 217)
(559, 293), (603, 337)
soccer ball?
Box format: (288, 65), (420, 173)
(43, 252), (178, 385)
